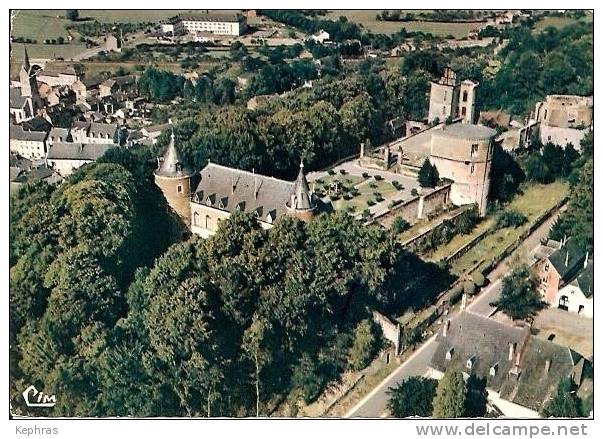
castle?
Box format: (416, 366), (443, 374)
(154, 132), (318, 237)
(428, 67), (478, 125)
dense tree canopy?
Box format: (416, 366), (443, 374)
(432, 370), (467, 418)
(387, 377), (438, 418)
(491, 265), (542, 320)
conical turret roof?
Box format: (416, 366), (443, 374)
(290, 162), (313, 210)
(155, 130), (194, 178)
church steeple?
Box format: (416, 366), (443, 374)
(22, 47), (31, 73)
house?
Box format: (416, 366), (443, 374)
(71, 79), (88, 100)
(99, 75), (137, 98)
(47, 127), (71, 145)
(428, 312), (592, 417)
(141, 123), (170, 144)
(9, 88), (34, 123)
(9, 124), (48, 160)
(36, 66), (79, 87)
(310, 29), (330, 44)
(556, 259), (593, 318)
(105, 33), (122, 52)
(535, 237), (588, 307)
(46, 142), (115, 176)
(70, 121), (122, 145)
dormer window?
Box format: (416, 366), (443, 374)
(490, 363), (499, 376)
(466, 356), (476, 370)
(445, 348), (454, 360)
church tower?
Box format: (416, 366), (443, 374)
(19, 48), (38, 98)
(154, 130), (194, 224)
(286, 162), (316, 222)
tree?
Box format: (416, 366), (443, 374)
(243, 316), (272, 417)
(525, 154), (553, 184)
(418, 158), (439, 188)
(432, 370), (467, 418)
(464, 375), (488, 417)
(347, 319), (382, 371)
(66, 10), (79, 21)
(490, 265), (542, 320)
(541, 377), (581, 418)
(391, 217), (410, 234)
(387, 377), (437, 418)
(496, 209), (527, 229)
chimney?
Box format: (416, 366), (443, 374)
(461, 293), (468, 310)
(584, 251), (589, 269)
(508, 343), (516, 361)
(544, 359), (551, 374)
(443, 319), (450, 337)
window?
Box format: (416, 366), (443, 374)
(193, 211), (199, 226)
(205, 215), (210, 229)
(177, 185), (182, 194)
(544, 109), (548, 120)
(461, 106), (467, 116)
(462, 90), (468, 102)
(470, 164), (475, 174)
(471, 144), (479, 156)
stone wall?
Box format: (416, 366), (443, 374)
(372, 311), (401, 354)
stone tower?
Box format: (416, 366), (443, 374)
(154, 130), (194, 224)
(428, 67), (458, 124)
(286, 162), (315, 222)
(458, 80), (479, 124)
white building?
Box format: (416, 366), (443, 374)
(46, 142), (115, 176)
(10, 125), (48, 160)
(310, 29), (330, 43)
(556, 259), (593, 318)
(174, 12), (247, 36)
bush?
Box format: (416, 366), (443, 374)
(496, 210), (528, 229)
(374, 175), (383, 181)
(329, 194), (340, 201)
(392, 217), (410, 234)
(463, 280), (476, 295)
(362, 172), (370, 178)
(347, 319), (382, 371)
(367, 200), (376, 206)
(449, 284), (464, 305)
(327, 169), (336, 176)
(472, 272), (486, 288)
(369, 182), (378, 189)
(339, 169), (347, 175)
(411, 188), (419, 197)
(375, 195), (384, 202)
(361, 208), (371, 218)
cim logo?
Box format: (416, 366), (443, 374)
(22, 385), (56, 408)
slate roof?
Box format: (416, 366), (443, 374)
(47, 142), (114, 161)
(49, 127), (71, 141)
(576, 260), (593, 298)
(193, 162), (296, 223)
(429, 311), (588, 413)
(9, 88), (29, 109)
(430, 312), (530, 392)
(290, 164), (313, 210)
(9, 125), (48, 142)
(435, 123), (497, 141)
(155, 132), (194, 178)
(548, 238), (586, 281)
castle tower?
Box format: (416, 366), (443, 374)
(458, 80), (479, 124)
(428, 67), (458, 124)
(286, 162), (316, 222)
(154, 130), (194, 224)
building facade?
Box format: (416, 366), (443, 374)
(174, 12), (247, 36)
(9, 125), (48, 160)
(46, 142), (114, 176)
(429, 123), (496, 216)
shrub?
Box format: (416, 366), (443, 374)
(373, 191), (382, 197)
(347, 319), (382, 371)
(339, 169), (347, 175)
(367, 200), (376, 206)
(496, 210), (528, 229)
(472, 272), (486, 288)
(327, 169), (336, 176)
(361, 208), (371, 218)
(388, 199), (403, 209)
(369, 182), (378, 189)
(463, 280), (477, 295)
(375, 195), (384, 202)
(362, 172), (370, 178)
(329, 194), (340, 201)
(392, 217), (411, 234)
(411, 188), (419, 197)
(374, 175), (383, 181)
(449, 285), (464, 305)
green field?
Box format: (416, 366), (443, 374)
(326, 10), (478, 38)
(533, 14), (593, 33)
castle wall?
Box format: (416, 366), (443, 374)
(539, 125), (590, 151)
(428, 82), (457, 123)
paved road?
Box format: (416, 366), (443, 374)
(344, 204), (564, 418)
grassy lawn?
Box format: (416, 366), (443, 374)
(450, 181), (569, 275)
(326, 10), (477, 37)
(533, 14), (593, 33)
